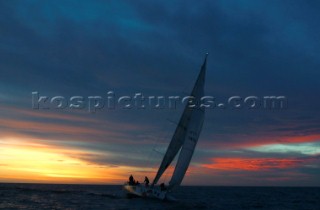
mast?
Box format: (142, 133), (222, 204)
(152, 54), (207, 186)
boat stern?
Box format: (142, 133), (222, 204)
(123, 183), (168, 200)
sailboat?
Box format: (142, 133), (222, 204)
(123, 54), (207, 200)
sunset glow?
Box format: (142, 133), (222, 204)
(0, 138), (150, 184)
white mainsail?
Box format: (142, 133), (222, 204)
(152, 54), (207, 188)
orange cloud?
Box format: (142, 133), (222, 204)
(0, 105), (150, 131)
(0, 118), (106, 135)
(0, 105), (155, 145)
(201, 157), (310, 171)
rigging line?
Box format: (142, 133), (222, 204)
(145, 112), (173, 175)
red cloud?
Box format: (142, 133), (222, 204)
(201, 157), (314, 171)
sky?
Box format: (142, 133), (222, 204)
(0, 0), (320, 186)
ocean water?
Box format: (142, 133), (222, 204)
(0, 184), (319, 210)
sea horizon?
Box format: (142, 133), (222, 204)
(1, 182), (320, 188)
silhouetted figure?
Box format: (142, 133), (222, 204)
(160, 183), (167, 191)
(144, 176), (150, 187)
(129, 174), (134, 185)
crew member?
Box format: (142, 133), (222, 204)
(144, 176), (150, 186)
